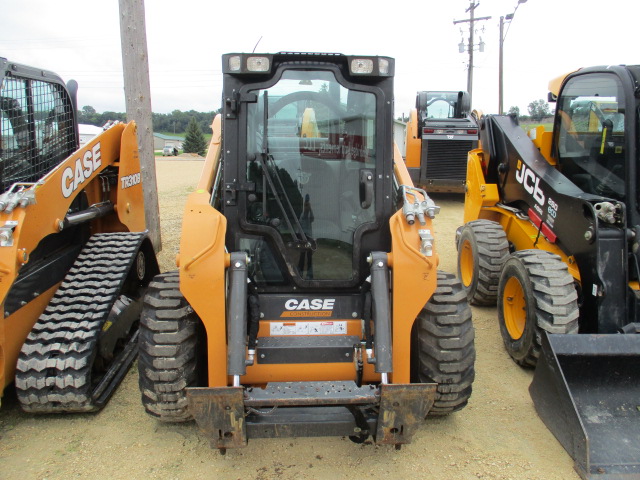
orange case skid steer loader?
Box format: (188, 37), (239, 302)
(139, 52), (475, 450)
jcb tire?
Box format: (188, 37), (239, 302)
(498, 250), (579, 367)
(412, 271), (476, 415)
(138, 271), (203, 422)
(457, 220), (509, 306)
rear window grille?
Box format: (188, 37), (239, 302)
(1, 75), (76, 192)
(425, 140), (473, 180)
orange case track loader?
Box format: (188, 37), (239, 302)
(0, 58), (158, 412)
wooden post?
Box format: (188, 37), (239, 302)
(118, 0), (161, 252)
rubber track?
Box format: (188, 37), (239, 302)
(15, 232), (146, 413)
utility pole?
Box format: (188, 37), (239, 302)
(499, 0), (527, 115)
(454, 1), (491, 105)
(118, 0), (161, 252)
(499, 15), (506, 114)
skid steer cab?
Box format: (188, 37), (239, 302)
(457, 64), (640, 478)
(138, 52), (475, 450)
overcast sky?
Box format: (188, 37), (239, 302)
(1, 0), (634, 118)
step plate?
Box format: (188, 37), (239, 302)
(256, 335), (359, 364)
(244, 381), (378, 407)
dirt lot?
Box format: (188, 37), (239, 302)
(0, 160), (579, 480)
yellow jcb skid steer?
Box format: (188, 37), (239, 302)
(457, 65), (640, 479)
(0, 58), (159, 412)
(138, 52), (475, 450)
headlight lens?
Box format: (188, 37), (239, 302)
(378, 58), (389, 75)
(228, 55), (241, 72)
(350, 58), (374, 74)
(247, 56), (270, 72)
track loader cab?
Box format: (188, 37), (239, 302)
(458, 64), (640, 479)
(139, 52), (475, 450)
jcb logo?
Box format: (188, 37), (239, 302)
(515, 160), (545, 206)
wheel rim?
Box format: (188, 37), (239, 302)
(459, 239), (474, 287)
(503, 276), (526, 340)
(135, 251), (146, 281)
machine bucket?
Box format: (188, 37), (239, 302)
(529, 332), (640, 480)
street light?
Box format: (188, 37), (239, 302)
(499, 0), (527, 114)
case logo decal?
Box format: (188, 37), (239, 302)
(61, 143), (102, 198)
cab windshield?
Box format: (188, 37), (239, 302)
(244, 69), (377, 283)
(556, 73), (626, 201)
(425, 91), (461, 119)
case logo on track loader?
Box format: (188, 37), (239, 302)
(61, 143), (102, 198)
(281, 298), (335, 317)
(515, 160), (545, 206)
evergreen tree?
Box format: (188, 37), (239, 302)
(183, 117), (207, 156)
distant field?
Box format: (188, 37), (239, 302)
(520, 120), (554, 132)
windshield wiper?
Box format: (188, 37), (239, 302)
(256, 91), (315, 250)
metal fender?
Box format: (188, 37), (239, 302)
(178, 191), (228, 387)
(463, 149), (499, 223)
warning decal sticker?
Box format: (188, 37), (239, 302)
(269, 321), (347, 336)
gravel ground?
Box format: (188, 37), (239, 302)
(0, 160), (579, 480)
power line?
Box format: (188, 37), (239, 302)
(453, 1), (491, 104)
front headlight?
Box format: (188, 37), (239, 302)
(350, 58), (374, 75)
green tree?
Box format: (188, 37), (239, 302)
(507, 105), (520, 118)
(527, 99), (551, 123)
(183, 117), (207, 156)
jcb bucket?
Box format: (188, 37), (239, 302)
(530, 332), (640, 480)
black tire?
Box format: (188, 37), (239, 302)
(138, 271), (203, 422)
(412, 271), (476, 415)
(457, 220), (509, 306)
(497, 250), (579, 367)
